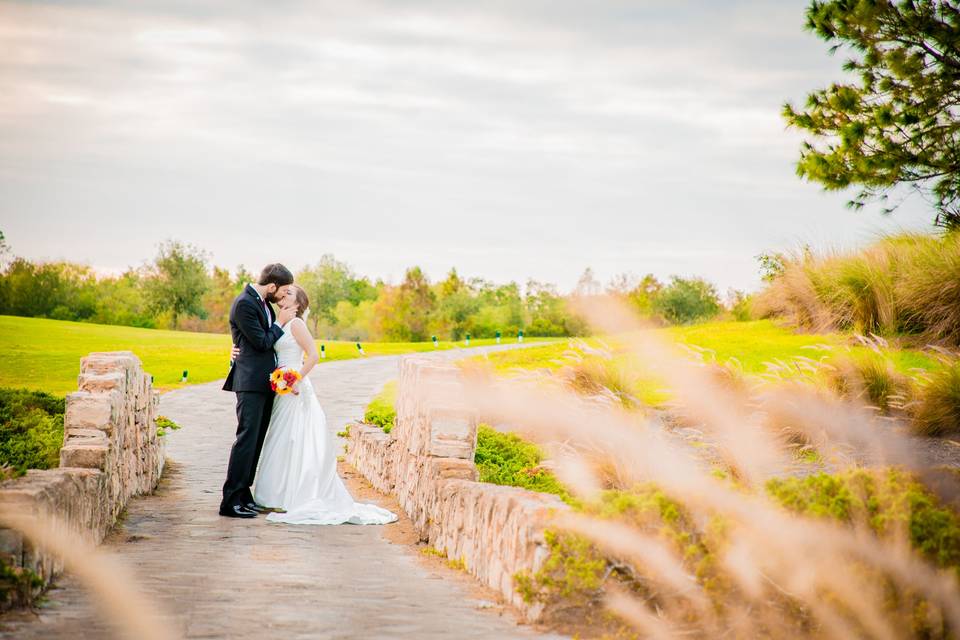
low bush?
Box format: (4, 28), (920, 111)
(757, 232), (960, 345)
(155, 415), (181, 437)
(0, 388), (64, 474)
(363, 381), (397, 433)
(766, 468), (960, 577)
(0, 560), (42, 608)
(911, 359), (960, 436)
(515, 465), (960, 636)
(825, 349), (909, 412)
(474, 424), (572, 503)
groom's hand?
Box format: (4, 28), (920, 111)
(277, 306), (296, 326)
(231, 345), (240, 361)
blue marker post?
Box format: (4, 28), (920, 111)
(320, 344), (326, 359)
(356, 342), (365, 356)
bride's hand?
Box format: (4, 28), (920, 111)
(290, 382), (300, 395)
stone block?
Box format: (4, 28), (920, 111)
(60, 443), (109, 470)
(78, 372), (126, 394)
(427, 410), (476, 459)
(65, 392), (117, 434)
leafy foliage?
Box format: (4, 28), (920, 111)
(784, 1), (960, 228)
(652, 276), (722, 325)
(0, 559), (43, 608)
(474, 424), (572, 502)
(143, 240), (211, 329)
(364, 381), (397, 433)
(0, 388), (64, 473)
(155, 415), (182, 438)
(767, 468), (960, 576)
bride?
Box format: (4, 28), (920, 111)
(253, 284), (397, 526)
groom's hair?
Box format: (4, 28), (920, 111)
(258, 263), (294, 288)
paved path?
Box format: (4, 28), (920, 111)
(0, 346), (562, 640)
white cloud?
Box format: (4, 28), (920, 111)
(0, 0), (936, 293)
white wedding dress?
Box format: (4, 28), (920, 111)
(254, 319), (397, 525)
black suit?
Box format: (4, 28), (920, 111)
(220, 285), (285, 511)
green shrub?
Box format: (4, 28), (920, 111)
(363, 381), (397, 433)
(155, 415), (181, 437)
(766, 468), (960, 576)
(729, 290), (754, 321)
(653, 276), (722, 325)
(912, 360), (960, 436)
(0, 388), (64, 474)
(474, 424), (572, 503)
(515, 529), (606, 604)
(0, 559), (43, 608)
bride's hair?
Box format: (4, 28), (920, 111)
(291, 285), (310, 319)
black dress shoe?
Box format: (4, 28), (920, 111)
(219, 504), (258, 518)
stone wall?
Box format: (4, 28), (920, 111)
(348, 356), (569, 620)
(0, 351), (164, 605)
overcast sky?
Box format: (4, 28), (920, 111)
(0, 0), (935, 293)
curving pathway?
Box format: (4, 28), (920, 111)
(0, 345), (563, 640)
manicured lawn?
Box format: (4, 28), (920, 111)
(471, 320), (940, 405)
(0, 315), (551, 396)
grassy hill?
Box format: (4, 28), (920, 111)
(0, 315), (549, 396)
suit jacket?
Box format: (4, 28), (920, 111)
(222, 284), (286, 393)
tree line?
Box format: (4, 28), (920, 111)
(0, 235), (740, 340)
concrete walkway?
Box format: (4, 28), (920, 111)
(0, 346), (562, 639)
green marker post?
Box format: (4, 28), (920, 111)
(320, 344), (326, 359)
(181, 370), (188, 383)
(465, 333), (470, 346)
(356, 342), (365, 356)
(518, 329), (524, 343)
(432, 335), (438, 348)
(495, 330), (501, 344)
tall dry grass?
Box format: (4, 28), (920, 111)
(0, 512), (177, 640)
(447, 296), (960, 638)
(756, 232), (960, 345)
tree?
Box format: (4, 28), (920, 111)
(574, 267), (602, 296)
(784, 0), (960, 228)
(0, 231), (10, 270)
(397, 266), (435, 341)
(297, 255), (376, 332)
(144, 240), (210, 329)
(626, 274), (663, 317)
(653, 276), (721, 325)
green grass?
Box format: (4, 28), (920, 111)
(470, 320), (939, 407)
(0, 315), (553, 396)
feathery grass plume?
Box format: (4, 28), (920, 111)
(910, 354), (960, 436)
(0, 511), (177, 640)
(757, 233), (960, 345)
(897, 233), (960, 345)
(754, 248), (835, 331)
(444, 296), (960, 637)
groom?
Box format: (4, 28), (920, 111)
(219, 263), (296, 518)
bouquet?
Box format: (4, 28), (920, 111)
(269, 368), (302, 395)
